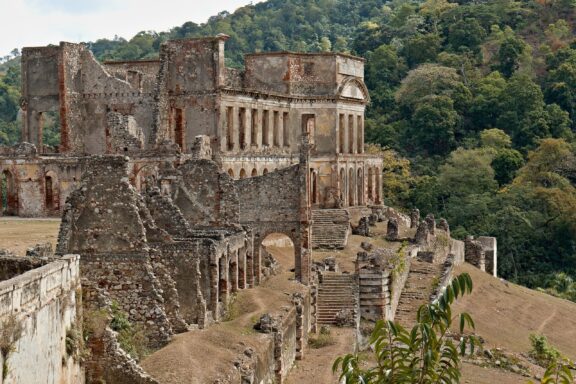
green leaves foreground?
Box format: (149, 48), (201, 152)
(333, 273), (476, 384)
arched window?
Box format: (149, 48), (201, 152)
(357, 168), (364, 205)
(263, 168), (268, 175)
(2, 170), (18, 216)
(310, 169), (319, 204)
(228, 169), (234, 178)
(240, 168), (247, 179)
(339, 168), (346, 204)
(251, 168), (258, 177)
(368, 167), (374, 202)
(348, 168), (355, 206)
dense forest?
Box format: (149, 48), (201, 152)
(1, 0), (576, 298)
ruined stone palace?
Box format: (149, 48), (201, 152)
(0, 34), (382, 218)
(0, 35), (497, 384)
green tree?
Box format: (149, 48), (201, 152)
(497, 35), (526, 78)
(492, 148), (524, 185)
(410, 95), (459, 155)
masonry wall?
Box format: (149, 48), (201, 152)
(0, 255), (83, 384)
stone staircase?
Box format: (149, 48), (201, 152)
(317, 272), (357, 325)
(394, 259), (444, 329)
(311, 209), (350, 249)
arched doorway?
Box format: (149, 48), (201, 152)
(260, 233), (295, 278)
(44, 171), (60, 215)
(367, 167), (374, 202)
(251, 168), (258, 177)
(1, 170), (18, 216)
(228, 168), (234, 178)
(240, 168), (247, 179)
(310, 169), (319, 205)
(339, 168), (346, 204)
(348, 168), (355, 206)
(357, 168), (364, 206)
(263, 168), (268, 175)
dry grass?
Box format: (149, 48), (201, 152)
(0, 218), (60, 255)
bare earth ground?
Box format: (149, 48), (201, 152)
(285, 327), (355, 384)
(0, 217), (60, 255)
(314, 221), (407, 273)
(454, 263), (576, 383)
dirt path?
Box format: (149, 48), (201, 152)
(285, 327), (356, 384)
(0, 218), (60, 255)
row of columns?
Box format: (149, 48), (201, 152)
(337, 114), (364, 155)
(223, 106), (290, 151)
(338, 166), (382, 207)
(210, 245), (254, 320)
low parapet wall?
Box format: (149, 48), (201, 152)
(0, 255), (83, 384)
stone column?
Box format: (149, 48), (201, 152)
(238, 247), (247, 289)
(426, 214), (436, 236)
(410, 208), (420, 229)
(231, 250), (239, 293)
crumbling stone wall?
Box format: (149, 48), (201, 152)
(170, 158), (240, 227)
(0, 255), (82, 384)
(83, 287), (159, 384)
(56, 156), (173, 347)
(236, 163), (311, 284)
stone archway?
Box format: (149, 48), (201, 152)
(357, 168), (364, 206)
(44, 170), (60, 215)
(261, 233), (295, 276)
(1, 170), (18, 216)
(348, 168), (355, 206)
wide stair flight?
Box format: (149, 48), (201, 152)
(316, 272), (357, 325)
(394, 259), (444, 328)
(311, 209), (350, 250)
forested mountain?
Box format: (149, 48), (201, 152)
(1, 0), (576, 298)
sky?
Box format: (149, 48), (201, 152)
(0, 0), (263, 57)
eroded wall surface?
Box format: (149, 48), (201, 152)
(0, 255), (83, 384)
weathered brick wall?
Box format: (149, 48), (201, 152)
(0, 255), (83, 384)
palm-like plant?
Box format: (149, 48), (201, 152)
(333, 273), (477, 384)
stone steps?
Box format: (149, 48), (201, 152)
(311, 209), (350, 249)
(394, 259), (443, 329)
(316, 272), (357, 325)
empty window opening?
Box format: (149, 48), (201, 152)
(357, 116), (363, 153)
(348, 168), (355, 206)
(239, 108), (247, 150)
(45, 176), (54, 211)
(40, 111), (61, 150)
(339, 168), (346, 203)
(357, 168), (364, 205)
(251, 109), (258, 146)
(339, 114), (345, 154)
(348, 114), (354, 153)
(273, 111), (280, 147)
(174, 108), (185, 151)
(226, 106), (234, 151)
(1, 170), (18, 216)
(262, 110), (270, 146)
(301, 114), (315, 144)
(283, 112), (289, 147)
(311, 170), (319, 204)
